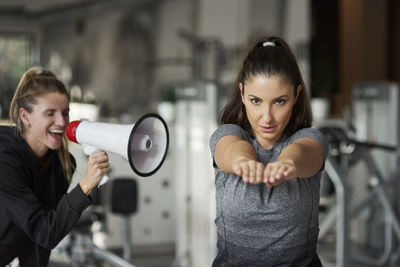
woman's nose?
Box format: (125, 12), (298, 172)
(56, 113), (68, 126)
(262, 106), (273, 123)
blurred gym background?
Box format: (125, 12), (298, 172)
(1, 0), (400, 266)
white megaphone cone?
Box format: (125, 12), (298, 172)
(66, 113), (169, 186)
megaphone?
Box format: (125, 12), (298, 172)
(66, 113), (169, 186)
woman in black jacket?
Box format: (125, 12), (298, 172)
(0, 67), (110, 266)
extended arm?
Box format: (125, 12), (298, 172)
(0, 155), (92, 249)
(214, 135), (324, 187)
(264, 137), (324, 187)
(214, 135), (265, 183)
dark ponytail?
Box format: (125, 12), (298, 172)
(220, 36), (312, 137)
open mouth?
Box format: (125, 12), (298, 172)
(48, 129), (64, 136)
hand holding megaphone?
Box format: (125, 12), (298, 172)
(80, 142), (111, 187)
(66, 113), (169, 187)
(82, 150), (111, 190)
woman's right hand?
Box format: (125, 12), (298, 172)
(79, 151), (110, 195)
(233, 157), (265, 184)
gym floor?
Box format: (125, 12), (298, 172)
(49, 240), (400, 267)
(49, 244), (175, 267)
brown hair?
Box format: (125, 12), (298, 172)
(9, 66), (74, 182)
(220, 36), (313, 138)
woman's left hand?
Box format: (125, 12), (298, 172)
(263, 160), (297, 187)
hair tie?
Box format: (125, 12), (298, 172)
(263, 41), (275, 47)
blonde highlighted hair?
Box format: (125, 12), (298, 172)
(9, 66), (74, 182)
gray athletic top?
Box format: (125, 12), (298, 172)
(209, 124), (329, 267)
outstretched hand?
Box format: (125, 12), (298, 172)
(233, 158), (297, 187)
(263, 160), (297, 187)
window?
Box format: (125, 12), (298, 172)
(0, 33), (33, 119)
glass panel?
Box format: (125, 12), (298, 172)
(0, 34), (33, 119)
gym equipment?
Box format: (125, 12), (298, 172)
(318, 124), (400, 267)
(54, 185), (137, 267)
(110, 178), (138, 262)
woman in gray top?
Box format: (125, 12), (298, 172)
(210, 36), (329, 267)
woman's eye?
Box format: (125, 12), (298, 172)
(274, 99), (286, 105)
(250, 98), (260, 105)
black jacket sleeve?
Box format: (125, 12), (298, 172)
(0, 148), (92, 250)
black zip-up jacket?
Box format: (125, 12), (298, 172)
(0, 126), (92, 266)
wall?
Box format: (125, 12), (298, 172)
(41, 6), (160, 118)
(334, 0), (389, 117)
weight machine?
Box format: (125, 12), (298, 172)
(52, 180), (137, 267)
(317, 82), (400, 267)
(318, 123), (400, 267)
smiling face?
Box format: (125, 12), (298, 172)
(240, 75), (301, 149)
(20, 92), (70, 158)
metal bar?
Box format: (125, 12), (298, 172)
(324, 157), (349, 267)
(351, 212), (393, 266)
(93, 246), (136, 267)
(122, 216), (132, 262)
(318, 204), (337, 240)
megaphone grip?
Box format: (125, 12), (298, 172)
(98, 174), (109, 187)
(81, 144), (110, 187)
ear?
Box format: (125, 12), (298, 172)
(239, 83), (245, 104)
(294, 84), (303, 104)
(19, 107), (31, 128)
